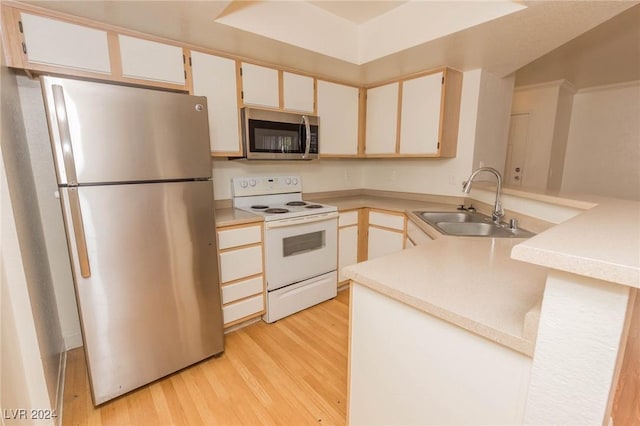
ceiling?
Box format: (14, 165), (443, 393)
(21, 0), (640, 87)
(309, 1), (407, 24)
(214, 1), (527, 64)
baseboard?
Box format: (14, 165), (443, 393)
(64, 332), (83, 350)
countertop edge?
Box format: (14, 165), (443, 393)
(345, 268), (535, 357)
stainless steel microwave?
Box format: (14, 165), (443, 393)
(241, 107), (319, 160)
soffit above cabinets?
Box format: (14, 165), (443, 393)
(214, 0), (527, 65)
(21, 0), (639, 86)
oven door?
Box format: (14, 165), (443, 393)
(264, 212), (338, 291)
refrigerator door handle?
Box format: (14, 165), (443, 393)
(68, 187), (91, 278)
(52, 84), (79, 185)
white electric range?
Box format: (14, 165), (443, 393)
(232, 176), (338, 323)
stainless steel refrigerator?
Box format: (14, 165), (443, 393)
(40, 76), (224, 405)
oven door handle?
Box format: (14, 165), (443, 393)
(264, 211), (338, 229)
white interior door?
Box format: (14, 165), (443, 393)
(505, 114), (530, 187)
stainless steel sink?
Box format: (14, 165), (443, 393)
(417, 211), (486, 224)
(413, 211), (535, 238)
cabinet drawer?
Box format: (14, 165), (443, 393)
(339, 211), (358, 227)
(222, 276), (264, 304)
(219, 245), (263, 283)
(369, 211), (405, 231)
(223, 294), (264, 325)
(217, 224), (262, 250)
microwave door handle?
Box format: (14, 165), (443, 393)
(302, 115), (311, 159)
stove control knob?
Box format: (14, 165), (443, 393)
(285, 177), (292, 185)
(292, 177), (299, 185)
(249, 179), (257, 187)
(240, 180), (248, 188)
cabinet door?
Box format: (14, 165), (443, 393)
(283, 72), (314, 113)
(241, 63), (279, 108)
(339, 225), (358, 283)
(318, 81), (359, 156)
(399, 72), (443, 155)
(20, 13), (111, 74)
(367, 227), (404, 260)
(406, 219), (433, 246)
(118, 35), (185, 85)
(365, 83), (399, 155)
(191, 52), (241, 155)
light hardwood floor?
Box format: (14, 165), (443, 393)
(62, 289), (350, 426)
(63, 285), (638, 425)
(613, 291), (640, 426)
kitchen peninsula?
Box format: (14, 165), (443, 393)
(338, 189), (639, 425)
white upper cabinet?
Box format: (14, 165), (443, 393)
(241, 63), (279, 108)
(399, 72), (443, 155)
(191, 51), (241, 156)
(20, 13), (111, 74)
(118, 35), (185, 85)
(364, 68), (462, 158)
(365, 83), (399, 155)
(283, 72), (315, 113)
(317, 80), (359, 156)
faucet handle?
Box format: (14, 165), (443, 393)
(509, 218), (518, 230)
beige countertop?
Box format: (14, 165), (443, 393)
(214, 190), (639, 355)
(343, 237), (547, 357)
(512, 199), (640, 288)
(215, 207), (264, 227)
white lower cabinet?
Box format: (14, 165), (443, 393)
(338, 210), (359, 283)
(216, 222), (265, 327)
(367, 209), (406, 260)
(349, 283), (531, 425)
(406, 218), (433, 247)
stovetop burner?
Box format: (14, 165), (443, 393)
(232, 176), (338, 221)
(265, 208), (289, 214)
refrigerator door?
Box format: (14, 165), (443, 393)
(41, 76), (211, 185)
(60, 181), (223, 404)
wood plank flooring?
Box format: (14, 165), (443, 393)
(613, 291), (640, 426)
(62, 290), (349, 426)
(62, 285), (639, 425)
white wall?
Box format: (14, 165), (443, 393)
(510, 82), (562, 190)
(1, 59), (61, 424)
(561, 81), (640, 200)
(212, 158), (365, 200)
(17, 76), (81, 349)
(472, 71), (515, 172)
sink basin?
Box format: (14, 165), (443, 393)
(417, 211), (486, 224)
(413, 211), (535, 238)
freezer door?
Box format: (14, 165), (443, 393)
(59, 181), (223, 405)
(41, 76), (211, 185)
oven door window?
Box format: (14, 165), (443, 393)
(249, 119), (302, 153)
(282, 230), (325, 257)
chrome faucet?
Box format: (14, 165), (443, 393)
(462, 167), (504, 223)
